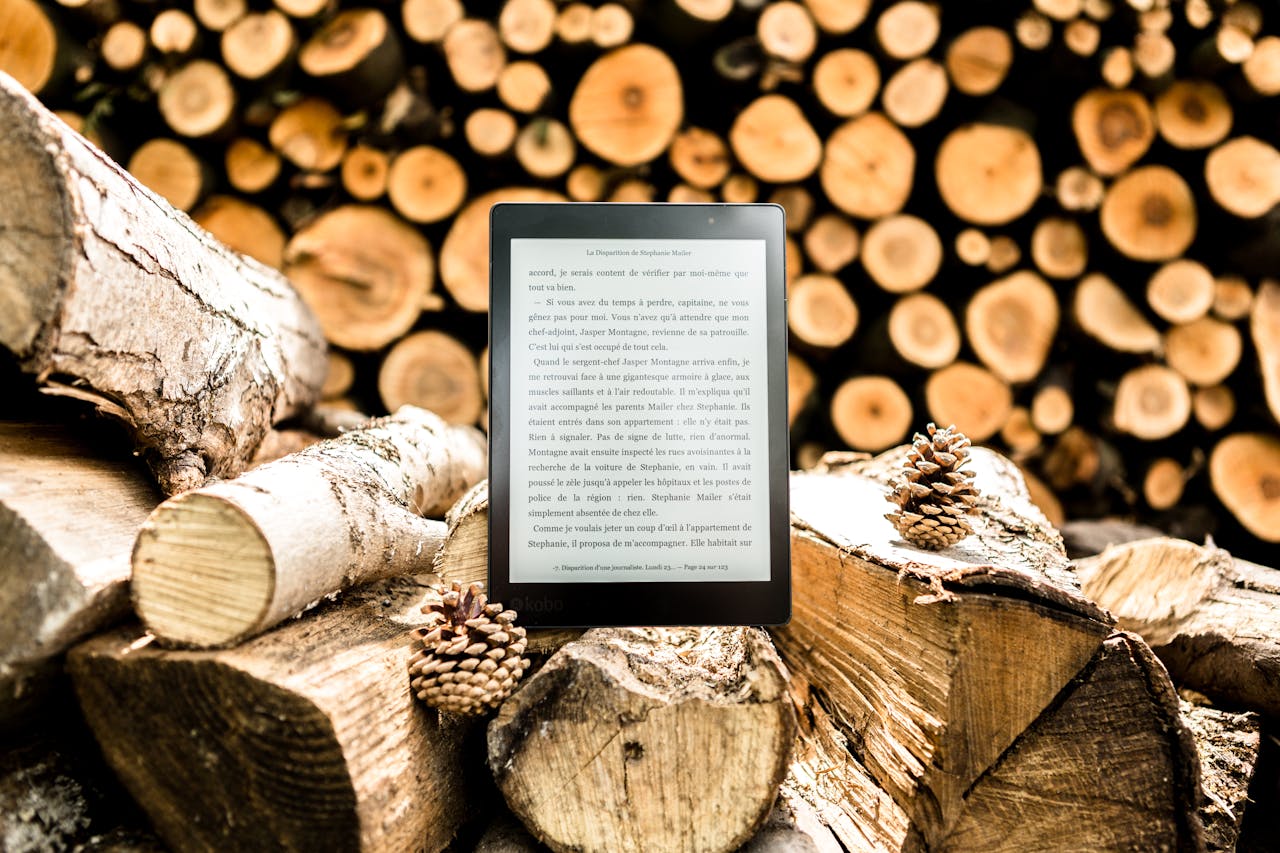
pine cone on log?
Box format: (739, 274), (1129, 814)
(885, 423), (980, 550)
(408, 581), (529, 715)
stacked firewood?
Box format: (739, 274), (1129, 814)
(3, 0), (1277, 560)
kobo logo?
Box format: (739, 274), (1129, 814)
(510, 596), (564, 613)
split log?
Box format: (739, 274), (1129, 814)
(888, 292), (960, 369)
(1113, 364), (1192, 440)
(488, 627), (795, 853)
(514, 118), (576, 179)
(757, 1), (816, 64)
(466, 108), (518, 158)
(379, 330), (484, 425)
(773, 451), (1205, 849)
(802, 0), (869, 35)
(1153, 80), (1232, 150)
(225, 136), (281, 193)
(70, 575), (482, 852)
(945, 26), (1013, 96)
(1193, 385), (1236, 432)
(569, 44), (682, 167)
(440, 187), (564, 312)
(1071, 88), (1155, 176)
(730, 95), (821, 184)
(801, 212), (858, 273)
(1143, 457), (1186, 510)
(269, 96), (349, 171)
(935, 123), (1041, 226)
(830, 376), (912, 452)
(965, 270), (1060, 383)
(1076, 537), (1280, 716)
(876, 1), (939, 61)
(497, 60), (551, 113)
(924, 361), (1013, 442)
(882, 58), (947, 128)
(1212, 275), (1253, 321)
(1183, 702), (1260, 853)
(1029, 217), (1087, 280)
(0, 423), (159, 726)
(283, 204), (433, 351)
(1165, 317), (1242, 386)
(157, 60), (236, 138)
(387, 145), (467, 223)
(192, 195), (286, 269)
(860, 214), (941, 293)
(0, 71), (325, 495)
(443, 18), (505, 92)
(1204, 136), (1280, 219)
(984, 235), (1020, 274)
(1252, 279), (1280, 422)
(221, 10), (295, 82)
(786, 273), (857, 350)
(131, 406), (486, 647)
(821, 113), (914, 219)
(341, 144), (390, 201)
(1099, 165), (1197, 262)
(195, 0), (246, 31)
(1148, 258), (1215, 323)
(126, 137), (207, 212)
(1073, 272), (1161, 353)
(403, 0), (462, 43)
(811, 48), (879, 118)
(1210, 433), (1280, 543)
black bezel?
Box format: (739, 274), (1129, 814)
(489, 202), (790, 627)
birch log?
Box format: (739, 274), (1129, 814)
(131, 406), (486, 647)
(0, 70), (327, 496)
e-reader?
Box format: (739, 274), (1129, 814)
(488, 203), (789, 627)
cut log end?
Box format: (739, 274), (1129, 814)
(1113, 365), (1191, 441)
(132, 491), (273, 648)
(1100, 165), (1197, 262)
(569, 44), (682, 167)
(379, 330), (483, 426)
(1211, 434), (1280, 542)
(888, 292), (960, 369)
(786, 273), (857, 349)
(831, 376), (912, 452)
(965, 271), (1060, 384)
(924, 361), (1013, 442)
(936, 123), (1042, 226)
(861, 214), (941, 293)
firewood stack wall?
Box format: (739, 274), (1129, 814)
(3, 0), (1279, 560)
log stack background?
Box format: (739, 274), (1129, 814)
(3, 0), (1278, 561)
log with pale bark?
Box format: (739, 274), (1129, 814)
(131, 406), (485, 647)
(69, 575), (481, 853)
(1076, 536), (1280, 716)
(488, 626), (795, 853)
(0, 71), (326, 496)
(771, 448), (1207, 849)
(0, 422), (159, 726)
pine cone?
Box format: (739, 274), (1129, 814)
(407, 581), (529, 716)
(884, 423), (981, 550)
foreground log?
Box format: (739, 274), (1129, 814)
(488, 627), (795, 853)
(70, 576), (481, 852)
(132, 406), (486, 647)
(0, 423), (159, 726)
(771, 448), (1198, 848)
(0, 71), (326, 495)
(1075, 537), (1280, 716)
(1183, 701), (1260, 853)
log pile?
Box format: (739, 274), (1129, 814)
(5, 0), (1279, 561)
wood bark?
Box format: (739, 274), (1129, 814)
(131, 406), (486, 647)
(69, 575), (482, 853)
(0, 423), (159, 726)
(488, 627), (795, 853)
(0, 71), (326, 496)
(771, 450), (1207, 849)
(1076, 537), (1280, 716)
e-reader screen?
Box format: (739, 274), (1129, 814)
(489, 203), (789, 627)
